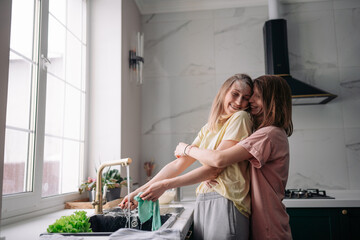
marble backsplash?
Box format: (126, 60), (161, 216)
(139, 0), (360, 196)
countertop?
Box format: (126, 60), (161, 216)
(0, 202), (195, 240)
(283, 190), (360, 208)
(1, 190), (359, 240)
(166, 201), (195, 239)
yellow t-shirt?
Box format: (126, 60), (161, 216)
(192, 110), (252, 218)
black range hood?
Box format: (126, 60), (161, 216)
(263, 19), (337, 105)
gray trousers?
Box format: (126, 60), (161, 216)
(194, 192), (249, 240)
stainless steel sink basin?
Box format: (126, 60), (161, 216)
(41, 207), (185, 237)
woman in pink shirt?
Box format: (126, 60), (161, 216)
(175, 75), (293, 240)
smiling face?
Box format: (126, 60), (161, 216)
(223, 80), (252, 116)
(249, 85), (264, 121)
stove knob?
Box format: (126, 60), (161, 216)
(342, 209), (348, 215)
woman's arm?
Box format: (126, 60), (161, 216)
(139, 155), (196, 190)
(140, 164), (222, 201)
(119, 155), (196, 209)
(175, 142), (253, 168)
(140, 140), (238, 201)
(174, 111), (254, 168)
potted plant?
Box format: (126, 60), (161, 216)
(79, 167), (127, 202)
(102, 168), (127, 201)
(79, 177), (97, 201)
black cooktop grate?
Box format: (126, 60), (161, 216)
(284, 188), (335, 199)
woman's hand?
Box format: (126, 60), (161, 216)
(174, 142), (189, 158)
(140, 180), (167, 202)
(119, 192), (138, 210)
(204, 179), (219, 188)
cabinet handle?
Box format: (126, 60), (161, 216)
(342, 209), (347, 215)
(185, 230), (193, 239)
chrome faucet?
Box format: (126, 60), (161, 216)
(92, 158), (132, 214)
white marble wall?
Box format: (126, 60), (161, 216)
(140, 0), (360, 196)
(283, 0), (360, 190)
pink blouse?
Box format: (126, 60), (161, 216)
(239, 126), (292, 240)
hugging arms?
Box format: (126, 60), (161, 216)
(119, 139), (238, 208)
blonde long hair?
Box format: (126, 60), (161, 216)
(253, 75), (293, 136)
(208, 73), (253, 132)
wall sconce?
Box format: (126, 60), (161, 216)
(129, 32), (144, 85)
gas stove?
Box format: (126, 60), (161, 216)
(284, 189), (335, 199)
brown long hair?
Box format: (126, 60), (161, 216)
(208, 73), (253, 132)
(253, 75), (293, 136)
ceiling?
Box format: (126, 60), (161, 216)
(135, 0), (329, 15)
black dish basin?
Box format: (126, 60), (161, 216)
(89, 213), (171, 232)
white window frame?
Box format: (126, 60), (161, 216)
(1, 0), (89, 226)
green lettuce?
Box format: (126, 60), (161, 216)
(47, 210), (92, 233)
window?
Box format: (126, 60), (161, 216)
(42, 0), (86, 197)
(3, 0), (38, 196)
(2, 0), (87, 221)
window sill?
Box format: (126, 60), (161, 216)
(1, 192), (85, 226)
(1, 209), (103, 240)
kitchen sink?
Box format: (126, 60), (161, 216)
(41, 207), (184, 237)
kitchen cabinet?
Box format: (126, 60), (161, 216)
(185, 223), (194, 240)
(287, 208), (360, 240)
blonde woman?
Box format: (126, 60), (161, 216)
(120, 73), (253, 240)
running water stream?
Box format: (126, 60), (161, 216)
(118, 165), (133, 229)
(126, 165), (131, 228)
